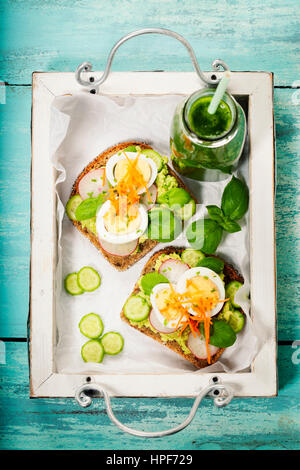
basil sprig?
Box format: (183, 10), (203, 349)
(75, 194), (106, 221)
(207, 176), (249, 233)
(206, 205), (242, 233)
(186, 176), (249, 254)
(186, 219), (223, 254)
(222, 175), (249, 221)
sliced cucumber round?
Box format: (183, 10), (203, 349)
(218, 301), (245, 333)
(81, 340), (104, 363)
(141, 148), (164, 171)
(225, 281), (243, 308)
(227, 310), (245, 333)
(181, 249), (205, 267)
(79, 313), (103, 339)
(77, 267), (101, 292)
(123, 295), (150, 322)
(64, 272), (83, 295)
(101, 332), (124, 355)
(66, 195), (82, 221)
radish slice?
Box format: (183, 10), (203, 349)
(187, 332), (219, 360)
(79, 168), (108, 200)
(140, 184), (157, 211)
(99, 238), (138, 257)
(149, 309), (177, 334)
(158, 259), (189, 283)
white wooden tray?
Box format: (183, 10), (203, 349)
(30, 70), (276, 400)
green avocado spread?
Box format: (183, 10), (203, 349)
(155, 164), (178, 202)
(154, 253), (181, 272)
(129, 317), (191, 355)
(81, 217), (97, 235)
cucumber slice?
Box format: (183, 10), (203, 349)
(101, 332), (124, 355)
(81, 340), (104, 363)
(77, 267), (101, 292)
(123, 295), (150, 322)
(64, 272), (83, 295)
(66, 195), (82, 221)
(225, 281), (243, 308)
(227, 310), (245, 333)
(181, 249), (205, 267)
(175, 199), (196, 220)
(140, 272), (169, 295)
(141, 149), (163, 171)
(218, 303), (245, 333)
(79, 313), (103, 339)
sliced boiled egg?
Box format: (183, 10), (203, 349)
(150, 283), (187, 330)
(96, 200), (148, 245)
(176, 267), (225, 317)
(106, 151), (157, 193)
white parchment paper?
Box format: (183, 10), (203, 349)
(50, 92), (259, 375)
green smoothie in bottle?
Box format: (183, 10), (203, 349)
(187, 95), (232, 140)
(170, 88), (246, 182)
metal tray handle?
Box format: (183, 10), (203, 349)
(75, 28), (230, 90)
(75, 376), (233, 438)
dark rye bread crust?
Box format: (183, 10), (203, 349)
(121, 247), (244, 369)
(70, 141), (198, 271)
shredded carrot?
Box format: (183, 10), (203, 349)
(157, 281), (226, 364)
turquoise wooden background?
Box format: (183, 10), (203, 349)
(0, 0), (299, 450)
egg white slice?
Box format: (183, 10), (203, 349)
(176, 267), (225, 317)
(150, 283), (187, 330)
(96, 200), (148, 245)
(106, 151), (158, 193)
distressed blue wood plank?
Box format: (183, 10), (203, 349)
(0, 0), (299, 86)
(274, 88), (300, 341)
(0, 86), (299, 339)
(0, 342), (299, 450)
(0, 86), (31, 338)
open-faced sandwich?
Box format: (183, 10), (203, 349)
(121, 247), (245, 368)
(65, 142), (197, 270)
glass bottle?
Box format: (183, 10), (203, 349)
(170, 88), (247, 181)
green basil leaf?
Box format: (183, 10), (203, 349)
(206, 205), (225, 224)
(186, 218), (223, 254)
(140, 272), (169, 296)
(208, 320), (236, 348)
(147, 207), (182, 242)
(158, 188), (191, 209)
(219, 218), (241, 233)
(123, 145), (137, 152)
(167, 188), (191, 208)
(221, 176), (249, 221)
(196, 256), (224, 273)
(75, 194), (105, 221)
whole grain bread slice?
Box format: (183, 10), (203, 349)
(121, 247), (244, 369)
(70, 141), (197, 271)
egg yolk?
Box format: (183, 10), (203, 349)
(103, 204), (141, 234)
(155, 287), (182, 321)
(114, 158), (151, 190)
(185, 276), (219, 309)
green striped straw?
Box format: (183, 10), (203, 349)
(207, 71), (231, 115)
